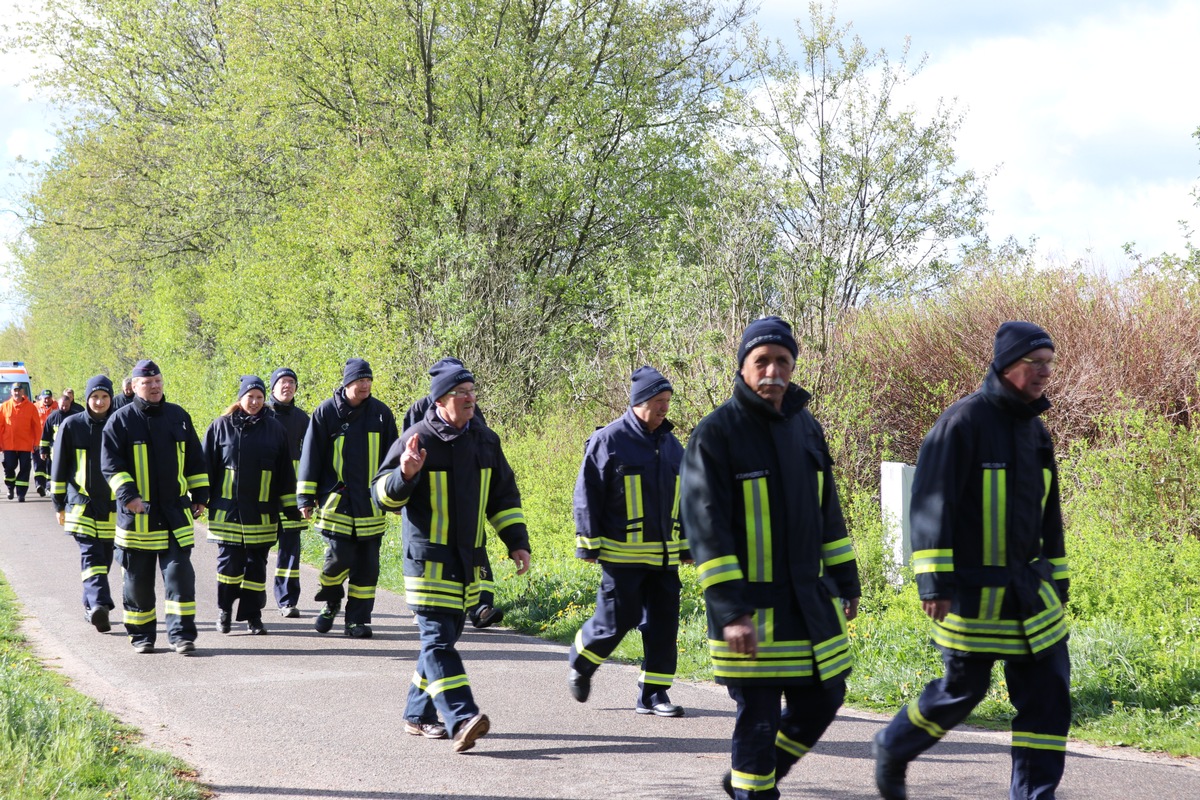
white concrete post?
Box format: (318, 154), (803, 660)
(880, 461), (916, 585)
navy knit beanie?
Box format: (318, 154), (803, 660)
(629, 366), (673, 407)
(342, 358), (373, 387)
(269, 367), (298, 392)
(737, 316), (798, 366)
(429, 357), (475, 401)
(992, 321), (1054, 373)
(238, 374), (267, 399)
(85, 375), (113, 400)
(131, 359), (160, 378)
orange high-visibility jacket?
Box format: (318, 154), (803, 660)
(0, 398), (43, 450)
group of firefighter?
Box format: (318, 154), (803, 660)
(0, 315), (1072, 799)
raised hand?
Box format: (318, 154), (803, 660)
(400, 434), (428, 481)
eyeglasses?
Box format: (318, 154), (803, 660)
(1019, 357), (1056, 371)
(446, 388), (477, 399)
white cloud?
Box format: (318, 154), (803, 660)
(754, 1), (1200, 266)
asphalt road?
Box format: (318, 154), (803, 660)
(2, 495), (1198, 799)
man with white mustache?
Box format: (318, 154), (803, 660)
(681, 316), (861, 800)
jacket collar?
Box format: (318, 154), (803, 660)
(732, 373), (811, 420)
(982, 369), (1051, 419)
(621, 407), (674, 438)
(423, 402), (470, 442)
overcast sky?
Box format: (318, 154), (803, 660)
(2, 0), (1198, 328)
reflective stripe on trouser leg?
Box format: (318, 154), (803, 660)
(775, 680), (845, 782)
(77, 535), (115, 611)
(119, 546), (159, 645)
(1006, 643), (1070, 800)
(727, 684), (782, 800)
(569, 565), (651, 676)
(344, 536), (381, 625)
(313, 535), (351, 603)
(878, 652), (995, 762)
(160, 534), (197, 645)
(637, 569), (682, 704)
(273, 525), (302, 608)
(216, 543), (248, 612)
(406, 609), (478, 733)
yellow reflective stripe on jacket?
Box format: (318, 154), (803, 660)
(73, 449), (89, 497)
(221, 468), (234, 500)
(258, 470), (272, 504)
(817, 471), (824, 507)
(476, 468), (492, 547)
(594, 536), (687, 566)
(1041, 468), (1052, 513)
(912, 548), (953, 574)
(671, 475), (681, 537)
(489, 507), (525, 533)
(428, 471), (449, 545)
(331, 437), (344, 483)
(821, 536), (854, 567)
(1048, 556), (1069, 580)
(697, 555), (743, 589)
(297, 480), (317, 495)
(982, 468), (1007, 566)
(133, 443), (150, 500)
(373, 475), (407, 508)
(980, 587), (1005, 620)
(742, 476), (772, 582)
(624, 474), (644, 543)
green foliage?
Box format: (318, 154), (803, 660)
(0, 575), (206, 799)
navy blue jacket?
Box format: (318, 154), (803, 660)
(373, 405), (529, 614)
(909, 369), (1069, 661)
(203, 410), (299, 547)
(297, 389), (397, 538)
(574, 408), (686, 568)
(40, 403), (83, 453)
(51, 408), (116, 539)
(681, 375), (859, 686)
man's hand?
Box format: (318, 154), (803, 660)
(510, 549), (531, 575)
(300, 506), (314, 520)
(125, 497), (146, 514)
(922, 599), (951, 622)
(582, 557), (598, 564)
(56, 510), (65, 526)
(723, 614), (757, 657)
(400, 434), (427, 481)
(191, 503), (206, 518)
(843, 596), (860, 622)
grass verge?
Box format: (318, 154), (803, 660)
(0, 572), (209, 800)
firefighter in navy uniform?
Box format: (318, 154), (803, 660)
(51, 375), (118, 633)
(38, 389), (83, 495)
(567, 366), (689, 716)
(680, 317), (861, 800)
(203, 375), (299, 635)
(873, 322), (1070, 800)
(100, 360), (209, 655)
(266, 367), (309, 617)
(297, 358), (398, 638)
(373, 358), (531, 753)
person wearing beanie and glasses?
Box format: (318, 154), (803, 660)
(51, 375), (118, 633)
(203, 376), (300, 636)
(101, 360), (210, 655)
(566, 365), (689, 716)
(872, 321), (1070, 800)
(266, 367), (310, 617)
(373, 357), (531, 752)
(680, 316), (861, 800)
(297, 358), (398, 638)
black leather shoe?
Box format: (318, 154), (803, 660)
(247, 619), (268, 635)
(88, 606), (111, 633)
(216, 611), (231, 634)
(567, 668), (591, 703)
(469, 605), (504, 629)
(873, 731), (909, 800)
(636, 701), (684, 717)
(345, 623), (373, 639)
(452, 713), (490, 753)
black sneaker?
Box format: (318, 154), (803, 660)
(247, 619), (268, 635)
(567, 668), (592, 703)
(88, 606), (111, 633)
(314, 602), (339, 633)
(873, 731), (909, 800)
(36, 485), (46, 497)
(6, 487), (12, 500)
(216, 610), (231, 633)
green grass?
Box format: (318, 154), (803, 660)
(0, 573), (209, 800)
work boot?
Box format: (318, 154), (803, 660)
(345, 623), (373, 639)
(567, 668), (592, 703)
(873, 730), (909, 800)
(314, 601), (340, 633)
(216, 610), (231, 633)
(247, 618), (268, 635)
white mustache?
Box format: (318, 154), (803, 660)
(756, 378), (788, 389)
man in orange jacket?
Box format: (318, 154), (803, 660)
(33, 390), (58, 495)
(1, 385), (44, 501)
